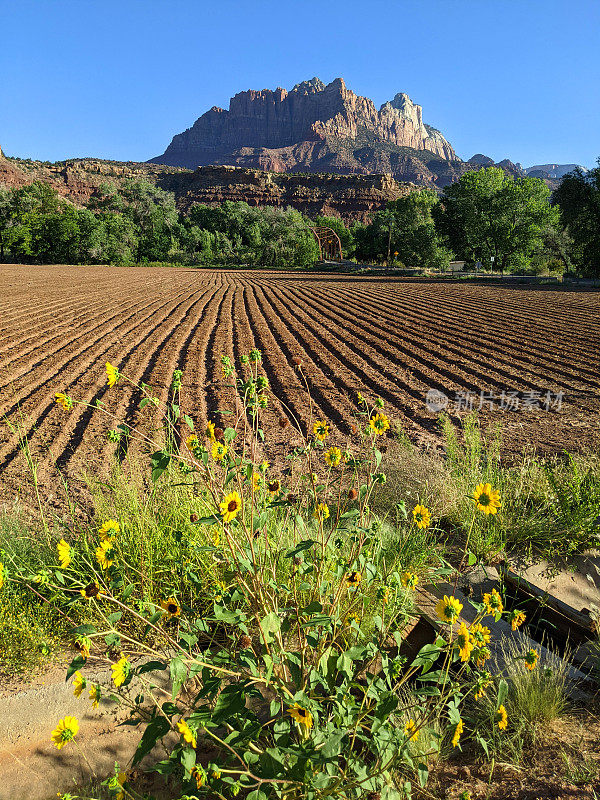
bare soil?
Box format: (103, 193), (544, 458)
(0, 265), (598, 506)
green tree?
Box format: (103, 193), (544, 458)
(552, 161), (600, 277)
(437, 167), (560, 272)
(354, 189), (451, 269)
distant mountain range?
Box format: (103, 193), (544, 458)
(149, 77), (587, 189)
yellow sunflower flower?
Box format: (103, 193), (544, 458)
(115, 772), (127, 800)
(96, 539), (116, 570)
(161, 597), (181, 618)
(345, 570), (362, 588)
(400, 571), (418, 590)
(74, 636), (91, 660)
(474, 646), (491, 668)
(412, 504), (431, 529)
(177, 718), (197, 748)
(474, 671), (493, 700)
(99, 519), (120, 541)
(313, 420), (330, 441)
(105, 362), (119, 388)
(80, 581), (102, 600)
(482, 588), (503, 616)
(524, 648), (539, 671)
(509, 609), (526, 631)
(313, 502), (330, 521)
(111, 656), (130, 688)
(456, 622), (474, 662)
(211, 440), (228, 461)
(404, 719), (419, 742)
(451, 718), (464, 748)
(267, 479), (281, 495)
(436, 594), (463, 624)
(470, 623), (491, 647)
(205, 420), (215, 440)
(496, 704), (508, 730)
(472, 483), (501, 514)
(369, 412), (390, 435)
(89, 684), (101, 709)
(220, 490), (241, 523)
(288, 703), (313, 732)
(324, 446), (342, 467)
(72, 670), (86, 698)
(57, 539), (71, 569)
(51, 716), (79, 749)
(54, 392), (73, 411)
(0, 561), (4, 591)
(186, 433), (200, 452)
(251, 472), (263, 491)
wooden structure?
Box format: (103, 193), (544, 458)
(310, 226), (343, 262)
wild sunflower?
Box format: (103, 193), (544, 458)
(524, 648), (539, 671)
(0, 561), (4, 591)
(451, 718), (464, 748)
(456, 622), (474, 662)
(251, 472), (263, 491)
(51, 716), (79, 749)
(313, 502), (330, 521)
(267, 479), (281, 495)
(495, 704), (508, 730)
(404, 719), (419, 742)
(474, 670), (493, 700)
(345, 570), (362, 588)
(474, 646), (491, 668)
(96, 539), (116, 570)
(205, 420), (216, 440)
(509, 609), (526, 631)
(482, 588), (503, 616)
(186, 434), (200, 452)
(177, 718), (197, 748)
(288, 703), (313, 732)
(436, 594), (463, 624)
(469, 623), (491, 647)
(211, 440), (228, 461)
(369, 412), (390, 435)
(220, 491), (241, 523)
(72, 670), (86, 698)
(105, 362), (119, 388)
(89, 684), (101, 709)
(74, 636), (91, 660)
(400, 571), (418, 590)
(161, 597), (181, 618)
(324, 446), (342, 467)
(99, 519), (120, 541)
(412, 504), (431, 529)
(193, 766), (207, 788)
(57, 538), (72, 569)
(111, 655), (131, 688)
(80, 581), (102, 600)
(472, 483), (501, 514)
(313, 420), (330, 441)
(54, 392), (73, 411)
(115, 772), (127, 800)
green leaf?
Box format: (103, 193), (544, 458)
(183, 414), (194, 430)
(133, 716), (171, 765)
(259, 612), (281, 644)
(65, 655), (86, 681)
(170, 656), (187, 700)
(497, 678), (508, 707)
(150, 450), (171, 482)
(137, 660), (168, 675)
(180, 746), (196, 778)
(223, 427), (237, 442)
(193, 514), (221, 525)
(302, 600), (323, 614)
(417, 762), (429, 788)
(212, 684), (247, 724)
(285, 539), (316, 558)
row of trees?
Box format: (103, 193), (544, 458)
(0, 163), (599, 274)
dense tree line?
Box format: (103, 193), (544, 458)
(0, 163), (598, 275)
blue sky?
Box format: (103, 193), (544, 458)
(1, 0), (598, 168)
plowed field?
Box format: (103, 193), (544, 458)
(1, 265), (598, 505)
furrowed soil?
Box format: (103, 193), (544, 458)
(0, 264), (598, 507)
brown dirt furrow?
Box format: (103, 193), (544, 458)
(345, 285), (600, 389)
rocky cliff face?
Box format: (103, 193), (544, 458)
(0, 151), (417, 223)
(149, 77), (461, 186)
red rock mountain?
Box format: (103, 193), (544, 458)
(149, 77), (465, 186)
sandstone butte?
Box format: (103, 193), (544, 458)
(149, 77), (469, 188)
